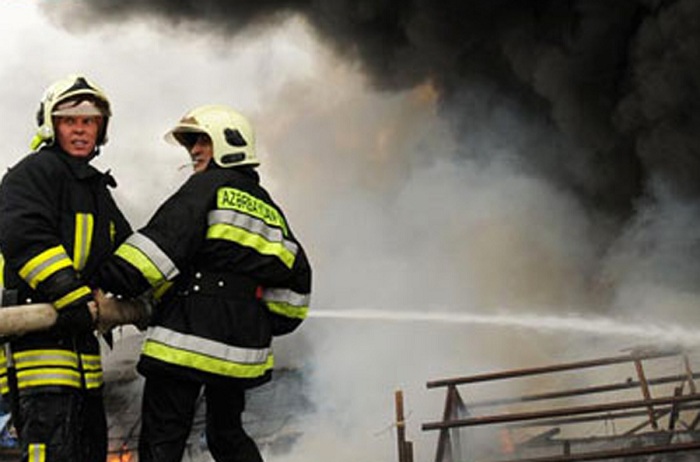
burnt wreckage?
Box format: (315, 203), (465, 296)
(396, 347), (700, 462)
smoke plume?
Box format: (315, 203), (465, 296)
(43, 0), (700, 212)
(41, 0), (700, 305)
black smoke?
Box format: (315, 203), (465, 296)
(42, 0), (700, 224)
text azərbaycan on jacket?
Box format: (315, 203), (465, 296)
(96, 165), (312, 388)
(0, 145), (132, 396)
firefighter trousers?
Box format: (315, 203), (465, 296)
(18, 390), (107, 462)
(138, 374), (263, 462)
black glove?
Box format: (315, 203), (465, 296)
(53, 303), (95, 336)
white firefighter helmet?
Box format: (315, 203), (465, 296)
(165, 104), (258, 168)
(30, 74), (111, 150)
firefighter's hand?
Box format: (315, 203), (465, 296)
(93, 289), (152, 333)
(93, 289), (119, 334)
(53, 303), (96, 336)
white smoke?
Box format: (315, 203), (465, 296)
(2, 2), (700, 461)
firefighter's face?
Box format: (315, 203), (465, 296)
(54, 115), (101, 158)
(188, 133), (213, 173)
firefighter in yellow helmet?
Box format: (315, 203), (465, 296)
(95, 104), (312, 462)
(0, 74), (132, 461)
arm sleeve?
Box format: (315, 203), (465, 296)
(262, 242), (312, 336)
(94, 173), (214, 298)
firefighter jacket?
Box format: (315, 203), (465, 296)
(96, 165), (312, 388)
(0, 146), (131, 396)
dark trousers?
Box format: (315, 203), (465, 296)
(138, 375), (263, 462)
(18, 391), (107, 462)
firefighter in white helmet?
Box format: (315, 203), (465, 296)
(0, 74), (132, 461)
(95, 104), (312, 462)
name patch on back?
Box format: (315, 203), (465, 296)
(217, 187), (288, 236)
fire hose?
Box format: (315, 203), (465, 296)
(0, 290), (149, 338)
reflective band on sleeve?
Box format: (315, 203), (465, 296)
(80, 353), (102, 371)
(207, 210), (298, 269)
(54, 285), (91, 309)
(153, 281), (173, 300)
(84, 371), (104, 389)
(142, 326), (273, 378)
(73, 213), (94, 271)
(80, 354), (104, 388)
(262, 288), (309, 319)
(115, 232), (179, 287)
(0, 253), (4, 287)
(28, 443), (46, 462)
(19, 245), (73, 289)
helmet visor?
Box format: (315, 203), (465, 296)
(52, 97), (107, 117)
(165, 124), (207, 149)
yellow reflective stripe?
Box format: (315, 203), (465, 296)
(19, 245), (73, 289)
(121, 232), (179, 280)
(216, 187), (289, 236)
(84, 371), (103, 389)
(14, 349), (79, 369)
(153, 281), (173, 300)
(142, 339), (273, 379)
(207, 223), (295, 269)
(81, 353), (103, 388)
(3, 350), (102, 390)
(262, 288), (309, 319)
(28, 443), (46, 462)
(0, 253), (4, 287)
(266, 301), (308, 320)
(80, 353), (102, 371)
(54, 285), (91, 309)
(73, 213), (94, 271)
(16, 368), (82, 389)
(147, 327), (271, 363)
(115, 244), (166, 288)
(109, 220), (116, 244)
(115, 233), (179, 287)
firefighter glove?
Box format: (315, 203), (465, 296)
(53, 303), (95, 336)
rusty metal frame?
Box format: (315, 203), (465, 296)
(404, 347), (700, 462)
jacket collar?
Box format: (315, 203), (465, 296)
(45, 145), (103, 181)
(205, 162), (260, 182)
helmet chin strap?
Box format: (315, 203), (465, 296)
(29, 133), (45, 151)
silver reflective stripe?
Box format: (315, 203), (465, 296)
(23, 252), (69, 286)
(74, 213), (93, 271)
(17, 369), (82, 389)
(18, 371), (80, 382)
(126, 232), (180, 280)
(80, 354), (102, 370)
(28, 443), (45, 462)
(262, 288), (310, 307)
(84, 372), (103, 389)
(146, 326), (270, 364)
(208, 210), (298, 256)
(14, 351), (79, 369)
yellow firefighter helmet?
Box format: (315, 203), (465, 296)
(165, 104), (258, 168)
(30, 74), (112, 150)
